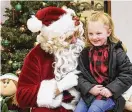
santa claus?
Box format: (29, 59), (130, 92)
(16, 6), (85, 112)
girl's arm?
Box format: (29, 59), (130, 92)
(106, 48), (132, 99)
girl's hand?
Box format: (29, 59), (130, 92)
(89, 85), (103, 96)
(100, 87), (113, 98)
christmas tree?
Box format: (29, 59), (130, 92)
(1, 1), (44, 75)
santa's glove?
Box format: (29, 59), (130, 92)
(57, 71), (80, 92)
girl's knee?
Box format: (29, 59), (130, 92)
(88, 105), (102, 112)
(74, 104), (88, 112)
(74, 98), (88, 112)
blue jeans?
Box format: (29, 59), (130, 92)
(74, 98), (115, 112)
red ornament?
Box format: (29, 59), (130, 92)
(72, 16), (80, 21)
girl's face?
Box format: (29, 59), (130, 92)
(88, 21), (111, 46)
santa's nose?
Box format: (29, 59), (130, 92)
(71, 36), (77, 44)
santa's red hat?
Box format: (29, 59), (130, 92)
(27, 6), (79, 39)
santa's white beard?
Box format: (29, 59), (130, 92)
(53, 39), (85, 81)
(37, 33), (85, 80)
(37, 33), (71, 54)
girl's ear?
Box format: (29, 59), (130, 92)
(107, 29), (112, 37)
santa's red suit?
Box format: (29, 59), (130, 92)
(16, 7), (85, 112)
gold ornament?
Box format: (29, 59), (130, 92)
(62, 5), (67, 9)
(42, 2), (46, 6)
(16, 69), (21, 75)
(34, 42), (39, 47)
(8, 60), (13, 65)
(20, 25), (26, 32)
(80, 17), (86, 23)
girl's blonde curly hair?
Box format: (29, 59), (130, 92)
(84, 11), (126, 51)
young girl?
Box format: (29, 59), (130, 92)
(74, 11), (132, 112)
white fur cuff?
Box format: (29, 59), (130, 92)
(122, 86), (132, 101)
(51, 93), (63, 108)
(37, 79), (61, 108)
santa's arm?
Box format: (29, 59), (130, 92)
(16, 49), (62, 108)
(16, 53), (40, 108)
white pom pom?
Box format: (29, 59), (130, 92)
(27, 15), (42, 32)
(62, 7), (76, 16)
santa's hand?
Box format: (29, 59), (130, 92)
(37, 79), (62, 108)
(57, 73), (79, 92)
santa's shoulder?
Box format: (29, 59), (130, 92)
(25, 44), (53, 61)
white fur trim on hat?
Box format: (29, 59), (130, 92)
(37, 79), (63, 108)
(40, 13), (75, 40)
(27, 15), (42, 32)
(0, 73), (18, 82)
(62, 7), (76, 16)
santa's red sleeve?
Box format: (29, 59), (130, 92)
(16, 45), (62, 108)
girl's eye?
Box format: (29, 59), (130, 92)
(88, 33), (93, 36)
(97, 32), (101, 35)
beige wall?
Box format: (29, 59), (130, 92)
(111, 1), (132, 61)
(0, 0), (11, 23)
